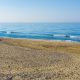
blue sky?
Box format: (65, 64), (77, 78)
(0, 0), (80, 22)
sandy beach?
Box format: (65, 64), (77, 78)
(0, 38), (80, 80)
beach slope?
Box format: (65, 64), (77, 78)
(0, 38), (80, 80)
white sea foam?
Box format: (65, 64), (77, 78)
(53, 34), (70, 38)
(6, 31), (11, 34)
(70, 36), (80, 39)
(54, 34), (65, 37)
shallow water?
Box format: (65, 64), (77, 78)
(0, 23), (80, 42)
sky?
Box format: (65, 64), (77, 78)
(0, 0), (80, 23)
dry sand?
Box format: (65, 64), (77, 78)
(0, 38), (80, 80)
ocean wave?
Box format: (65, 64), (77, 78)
(70, 36), (80, 40)
(53, 34), (80, 39)
(70, 36), (80, 38)
(0, 31), (80, 42)
(0, 31), (21, 34)
(53, 34), (70, 38)
(0, 31), (7, 33)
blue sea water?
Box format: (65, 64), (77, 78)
(0, 23), (80, 42)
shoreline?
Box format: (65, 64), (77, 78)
(0, 37), (80, 44)
(0, 37), (80, 54)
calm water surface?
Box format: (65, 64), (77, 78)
(0, 23), (80, 42)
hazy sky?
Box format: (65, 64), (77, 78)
(0, 0), (80, 22)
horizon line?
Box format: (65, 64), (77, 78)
(0, 22), (80, 23)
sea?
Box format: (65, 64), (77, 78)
(0, 23), (80, 42)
